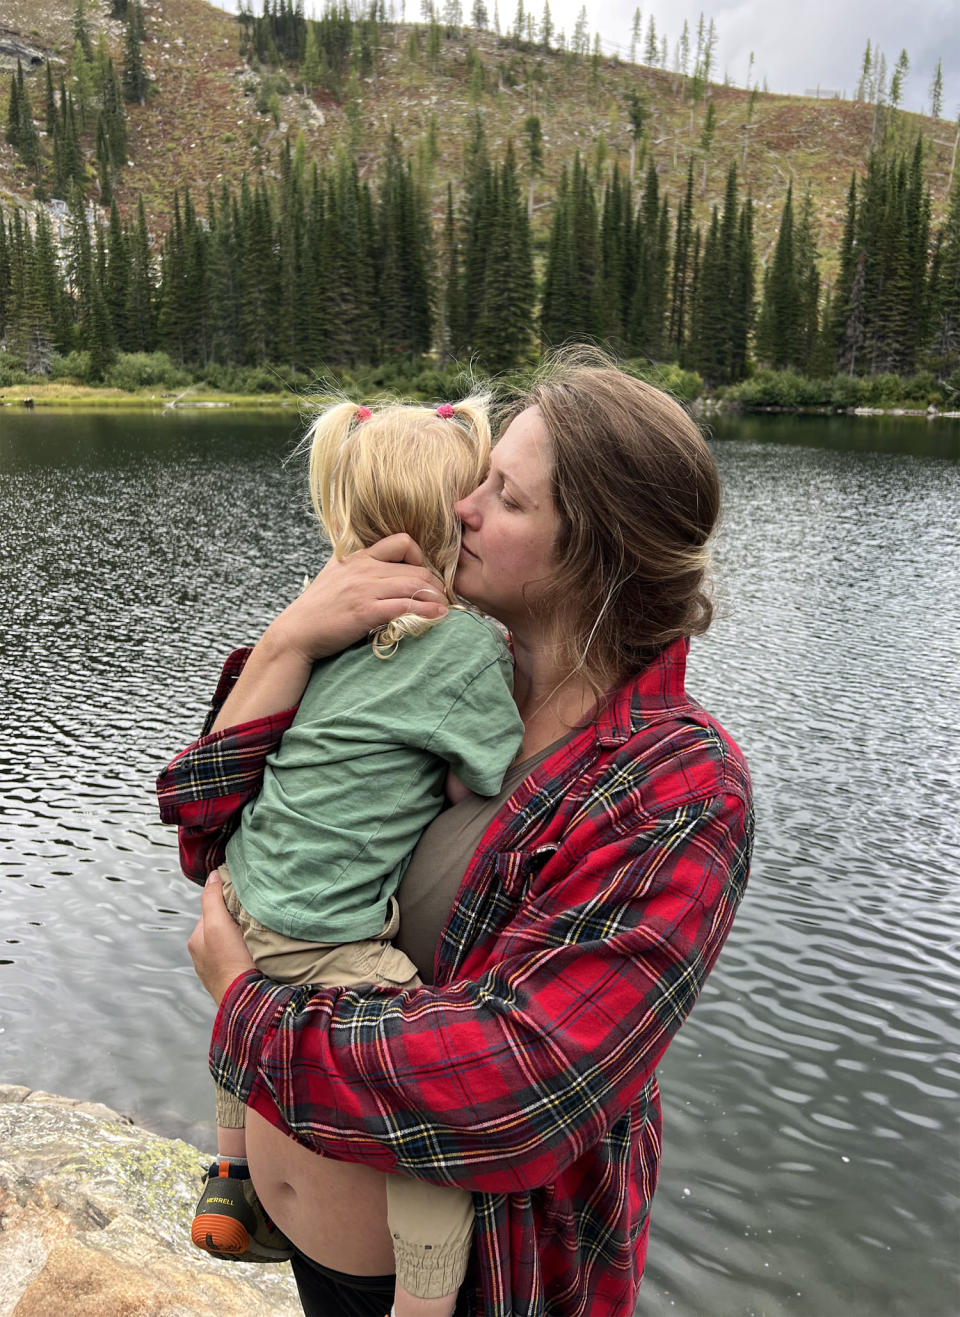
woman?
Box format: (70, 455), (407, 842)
(171, 356), (753, 1317)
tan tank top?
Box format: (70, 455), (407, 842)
(394, 735), (572, 982)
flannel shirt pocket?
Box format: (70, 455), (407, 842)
(493, 846), (559, 900)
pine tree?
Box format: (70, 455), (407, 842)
(668, 158), (695, 355)
(126, 195), (155, 352)
(688, 163), (744, 382)
(0, 205), (11, 343)
(15, 210), (60, 375)
(643, 16), (657, 66)
(73, 0), (93, 61)
(572, 6), (588, 57)
(629, 7), (641, 64)
(730, 194), (754, 381)
(72, 38), (95, 128)
(540, 153), (601, 343)
(627, 159), (667, 356)
(755, 183), (799, 368)
(96, 117), (113, 204)
(88, 228), (116, 380)
(540, 164), (572, 344)
(540, 1), (552, 50)
(599, 164), (630, 343)
(830, 173), (858, 370)
(5, 66), (21, 147)
(625, 90), (646, 180)
(793, 190), (821, 372)
(377, 128), (433, 356)
(9, 62), (40, 171)
(930, 59), (943, 119)
(302, 22), (322, 88)
(100, 56), (128, 167)
(439, 182), (464, 359)
(699, 99), (716, 190)
(926, 165), (960, 371)
(473, 143), (533, 369)
(123, 4), (149, 104)
(44, 62), (57, 137)
(523, 114), (543, 220)
(856, 39), (872, 101)
(889, 49), (909, 109)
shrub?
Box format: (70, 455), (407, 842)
(827, 373), (864, 409)
(49, 350), (92, 382)
(0, 350), (30, 387)
(103, 351), (189, 391)
(860, 373), (903, 407)
(622, 360), (704, 403)
(903, 371), (938, 406)
(723, 369), (808, 408)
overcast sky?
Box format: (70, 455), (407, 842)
(207, 0), (957, 120)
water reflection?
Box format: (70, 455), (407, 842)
(2, 410), (959, 1314)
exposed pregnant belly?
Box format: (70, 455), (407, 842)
(246, 1107), (396, 1274)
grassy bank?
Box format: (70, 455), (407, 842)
(3, 362), (960, 418)
(0, 382), (301, 409)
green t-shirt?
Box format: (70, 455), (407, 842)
(224, 609), (524, 943)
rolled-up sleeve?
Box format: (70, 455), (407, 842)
(156, 647), (298, 882)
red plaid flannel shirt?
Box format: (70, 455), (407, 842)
(157, 638), (753, 1316)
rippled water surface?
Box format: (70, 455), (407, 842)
(2, 409), (958, 1315)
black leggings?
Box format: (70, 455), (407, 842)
(290, 1250), (473, 1317)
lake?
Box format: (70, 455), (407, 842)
(1, 407), (958, 1316)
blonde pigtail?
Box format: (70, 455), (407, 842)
(306, 400), (367, 553)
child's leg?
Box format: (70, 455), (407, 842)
(215, 1074), (249, 1157)
(193, 868), (290, 1260)
(386, 1177), (474, 1317)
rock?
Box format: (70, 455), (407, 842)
(0, 1087), (301, 1317)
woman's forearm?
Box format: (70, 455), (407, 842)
(209, 626), (312, 732)
(211, 535), (446, 733)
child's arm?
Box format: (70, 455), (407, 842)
(445, 769), (471, 805)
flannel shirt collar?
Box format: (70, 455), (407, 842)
(593, 636), (691, 748)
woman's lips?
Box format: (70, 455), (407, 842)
(460, 542), (479, 561)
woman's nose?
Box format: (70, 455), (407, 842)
(455, 490), (480, 527)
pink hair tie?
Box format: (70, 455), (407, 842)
(435, 403), (455, 419)
(355, 405), (372, 422)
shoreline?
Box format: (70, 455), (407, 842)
(3, 382), (959, 420)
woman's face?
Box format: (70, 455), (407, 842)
(453, 406), (561, 631)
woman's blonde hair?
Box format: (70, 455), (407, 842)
(507, 347), (720, 695)
(305, 395), (491, 655)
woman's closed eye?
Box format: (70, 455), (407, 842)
(497, 481), (520, 510)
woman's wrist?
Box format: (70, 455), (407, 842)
(210, 629), (313, 733)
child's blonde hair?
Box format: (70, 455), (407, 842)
(306, 394), (492, 655)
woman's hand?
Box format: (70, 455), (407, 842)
(267, 534), (448, 666)
(188, 871), (256, 1005)
(210, 535), (447, 732)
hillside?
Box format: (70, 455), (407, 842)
(0, 0), (956, 283)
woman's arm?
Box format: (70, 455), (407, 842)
(157, 535), (447, 880)
(211, 535), (447, 732)
(196, 780), (752, 1194)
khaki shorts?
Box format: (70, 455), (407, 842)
(214, 865), (473, 1300)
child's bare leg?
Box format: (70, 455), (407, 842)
(217, 1125), (247, 1158)
(392, 1285), (457, 1317)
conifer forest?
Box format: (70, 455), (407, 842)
(1, 1), (958, 402)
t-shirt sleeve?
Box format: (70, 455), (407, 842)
(422, 613), (524, 796)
